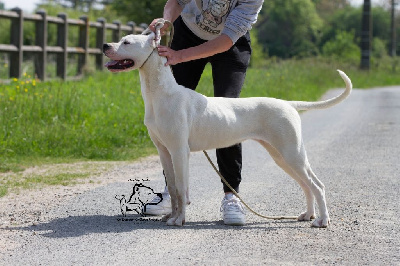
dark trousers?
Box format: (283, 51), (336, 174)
(170, 17), (251, 193)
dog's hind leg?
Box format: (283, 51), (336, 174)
(257, 140), (316, 221)
(281, 146), (330, 228)
(303, 163), (330, 227)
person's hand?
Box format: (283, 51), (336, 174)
(149, 18), (170, 35)
(157, 45), (183, 66)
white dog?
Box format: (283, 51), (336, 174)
(103, 24), (352, 228)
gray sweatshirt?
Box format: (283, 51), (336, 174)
(176, 0), (264, 43)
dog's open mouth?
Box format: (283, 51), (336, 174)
(105, 59), (135, 71)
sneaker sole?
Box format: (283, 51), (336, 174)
(224, 217), (246, 226)
(142, 207), (171, 216)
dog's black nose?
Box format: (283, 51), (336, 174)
(103, 43), (111, 52)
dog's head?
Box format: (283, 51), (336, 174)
(103, 32), (156, 73)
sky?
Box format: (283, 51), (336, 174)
(0, 0), (388, 13)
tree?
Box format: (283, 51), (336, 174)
(319, 6), (392, 53)
(110, 0), (166, 25)
(41, 0), (109, 12)
(257, 0), (323, 58)
(322, 30), (361, 61)
(313, 0), (350, 18)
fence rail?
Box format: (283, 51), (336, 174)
(0, 8), (146, 81)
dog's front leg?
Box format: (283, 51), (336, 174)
(151, 137), (178, 221)
(166, 147), (190, 226)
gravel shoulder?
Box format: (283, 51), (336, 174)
(0, 87), (399, 265)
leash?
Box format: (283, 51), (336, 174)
(203, 151), (298, 220)
(152, 19), (297, 221)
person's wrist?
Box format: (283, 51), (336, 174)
(177, 50), (186, 64)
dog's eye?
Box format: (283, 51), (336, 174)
(123, 41), (131, 45)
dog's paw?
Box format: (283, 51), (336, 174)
(166, 214), (185, 226)
(297, 211), (316, 221)
(166, 217), (184, 226)
(166, 217), (177, 226)
(311, 217), (330, 228)
(161, 213), (172, 222)
(174, 215), (185, 226)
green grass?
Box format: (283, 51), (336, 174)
(6, 172), (91, 189)
(1, 71), (154, 168)
(0, 57), (399, 195)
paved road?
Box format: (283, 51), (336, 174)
(1, 87), (399, 265)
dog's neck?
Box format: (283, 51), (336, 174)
(138, 51), (177, 98)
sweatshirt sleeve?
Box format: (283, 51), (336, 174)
(222, 0), (264, 43)
(176, 0), (192, 8)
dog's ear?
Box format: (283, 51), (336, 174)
(145, 32), (157, 49)
(141, 28), (152, 36)
(142, 27), (157, 48)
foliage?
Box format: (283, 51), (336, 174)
(110, 0), (165, 25)
(322, 30), (361, 63)
(313, 0), (350, 18)
(371, 37), (388, 59)
(320, 6), (392, 52)
(257, 0), (323, 58)
(249, 29), (267, 68)
(49, 0), (110, 11)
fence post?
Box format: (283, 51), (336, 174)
(78, 15), (89, 75)
(112, 20), (121, 42)
(127, 21), (136, 34)
(57, 13), (68, 80)
(35, 10), (47, 81)
(96, 17), (106, 71)
(10, 8), (23, 79)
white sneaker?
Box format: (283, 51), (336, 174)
(142, 190), (171, 216)
(220, 193), (246, 226)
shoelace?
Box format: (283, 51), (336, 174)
(220, 197), (245, 214)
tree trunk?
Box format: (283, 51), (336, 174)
(360, 0), (372, 70)
(390, 0), (396, 57)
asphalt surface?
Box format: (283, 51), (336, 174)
(1, 86), (399, 265)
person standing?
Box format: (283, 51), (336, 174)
(143, 0), (263, 226)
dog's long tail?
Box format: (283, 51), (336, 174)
(289, 70), (352, 111)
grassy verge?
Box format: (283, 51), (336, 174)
(0, 161), (125, 197)
(0, 57), (399, 196)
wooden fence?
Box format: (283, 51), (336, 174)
(0, 8), (146, 81)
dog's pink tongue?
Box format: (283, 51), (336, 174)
(105, 60), (118, 67)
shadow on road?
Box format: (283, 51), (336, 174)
(2, 215), (305, 238)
